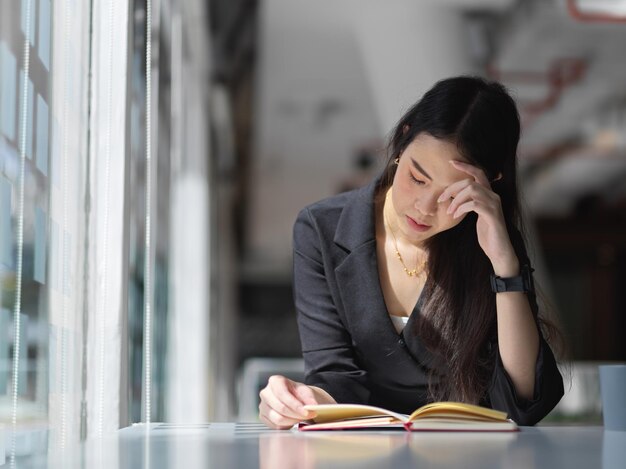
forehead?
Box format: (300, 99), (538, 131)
(403, 134), (470, 186)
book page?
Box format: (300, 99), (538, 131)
(408, 402), (508, 422)
(303, 404), (409, 424)
(299, 416), (402, 431)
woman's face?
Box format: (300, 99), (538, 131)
(390, 132), (472, 245)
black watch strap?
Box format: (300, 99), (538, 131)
(490, 264), (534, 293)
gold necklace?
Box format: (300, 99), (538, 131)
(383, 193), (427, 278)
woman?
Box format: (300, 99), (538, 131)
(259, 76), (564, 429)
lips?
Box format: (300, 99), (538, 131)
(406, 215), (431, 232)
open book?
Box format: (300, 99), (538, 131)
(298, 402), (518, 432)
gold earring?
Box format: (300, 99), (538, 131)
(394, 158), (400, 165)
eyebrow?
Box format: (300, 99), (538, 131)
(410, 158), (433, 181)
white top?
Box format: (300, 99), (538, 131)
(389, 315), (409, 334)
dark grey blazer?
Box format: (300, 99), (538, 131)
(293, 177), (563, 426)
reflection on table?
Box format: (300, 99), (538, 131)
(8, 423), (626, 468)
(259, 431), (406, 469)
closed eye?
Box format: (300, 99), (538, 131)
(409, 173), (426, 186)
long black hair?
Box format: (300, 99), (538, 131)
(378, 76), (557, 403)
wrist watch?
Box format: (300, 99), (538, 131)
(490, 264), (534, 293)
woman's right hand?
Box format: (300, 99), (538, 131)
(259, 375), (335, 429)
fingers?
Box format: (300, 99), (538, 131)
(449, 160), (490, 186)
(438, 172), (501, 219)
(437, 178), (473, 204)
(439, 179), (491, 208)
(447, 185), (501, 219)
(450, 200), (478, 219)
(259, 400), (300, 430)
(292, 382), (318, 406)
(259, 375), (317, 429)
(264, 376), (311, 418)
(437, 161), (491, 205)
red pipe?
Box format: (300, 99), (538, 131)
(487, 58), (588, 128)
(567, 0), (626, 23)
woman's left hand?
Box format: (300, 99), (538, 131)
(438, 160), (519, 277)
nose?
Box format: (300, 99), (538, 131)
(414, 191), (439, 217)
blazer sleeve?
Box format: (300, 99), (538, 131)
(293, 208), (370, 404)
(487, 229), (564, 426)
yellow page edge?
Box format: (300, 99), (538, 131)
(304, 404), (409, 424)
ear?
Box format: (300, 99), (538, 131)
(402, 124), (410, 134)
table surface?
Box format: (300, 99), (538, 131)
(12, 423), (626, 468)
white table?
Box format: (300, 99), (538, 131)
(13, 423), (626, 468)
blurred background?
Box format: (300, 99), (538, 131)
(0, 0), (625, 457)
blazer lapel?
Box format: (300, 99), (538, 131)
(332, 180), (408, 354)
